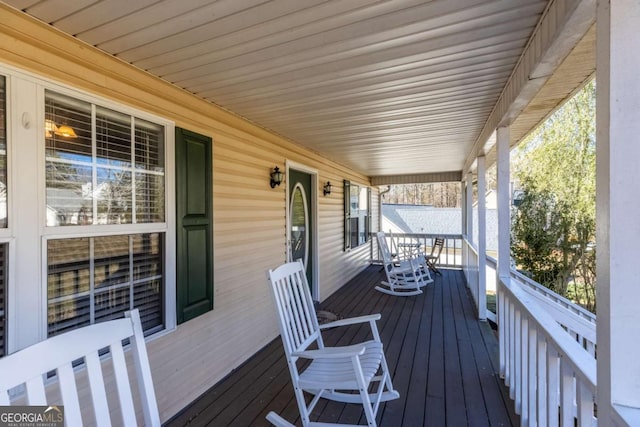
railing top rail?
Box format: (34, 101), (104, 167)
(387, 232), (463, 239)
(487, 255), (596, 323)
(501, 276), (597, 388)
(462, 236), (478, 255)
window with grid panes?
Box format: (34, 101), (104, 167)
(45, 90), (166, 337)
(343, 181), (371, 250)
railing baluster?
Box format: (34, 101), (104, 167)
(547, 347), (560, 427)
(576, 380), (594, 427)
(515, 309), (522, 412)
(560, 362), (574, 426)
(528, 325), (537, 427)
(520, 315), (529, 422)
(537, 334), (548, 427)
(499, 289), (506, 378)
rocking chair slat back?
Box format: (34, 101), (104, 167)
(270, 261), (322, 355)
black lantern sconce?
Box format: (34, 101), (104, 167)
(323, 181), (332, 196)
(270, 166), (283, 188)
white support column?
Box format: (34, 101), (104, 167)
(496, 126), (511, 280)
(596, 1), (640, 424)
(477, 156), (487, 321)
(461, 179), (468, 272)
(466, 172), (474, 242)
(461, 180), (467, 237)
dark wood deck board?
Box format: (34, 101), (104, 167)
(165, 267), (517, 427)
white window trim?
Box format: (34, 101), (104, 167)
(0, 63), (176, 354)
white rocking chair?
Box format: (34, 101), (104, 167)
(266, 260), (399, 427)
(375, 231), (432, 296)
(0, 309), (160, 427)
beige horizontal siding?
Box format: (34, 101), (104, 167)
(0, 5), (380, 423)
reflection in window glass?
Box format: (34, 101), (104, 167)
(47, 238), (91, 336)
(97, 107), (131, 167)
(96, 168), (132, 224)
(45, 91), (92, 162)
(0, 76), (7, 228)
(47, 233), (164, 337)
(46, 163), (93, 226)
(135, 119), (164, 172)
(136, 173), (165, 223)
(44, 90), (165, 226)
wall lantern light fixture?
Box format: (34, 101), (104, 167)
(323, 181), (332, 196)
(270, 166), (283, 188)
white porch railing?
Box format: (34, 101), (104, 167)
(462, 237), (482, 317)
(384, 232), (463, 267)
(498, 276), (597, 426)
(472, 251), (601, 426)
(486, 257), (596, 357)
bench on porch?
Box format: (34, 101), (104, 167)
(0, 309), (160, 427)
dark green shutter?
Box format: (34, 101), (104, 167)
(344, 180), (351, 251)
(176, 128), (213, 324)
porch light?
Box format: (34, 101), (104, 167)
(323, 181), (332, 196)
(270, 166), (283, 188)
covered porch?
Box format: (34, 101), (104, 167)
(0, 1), (639, 426)
(167, 267), (517, 426)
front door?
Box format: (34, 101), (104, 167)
(288, 168), (314, 292)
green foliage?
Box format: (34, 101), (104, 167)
(511, 80), (596, 312)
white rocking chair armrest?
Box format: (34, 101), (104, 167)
(319, 313), (381, 329)
(293, 343), (367, 359)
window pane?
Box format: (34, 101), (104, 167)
(47, 238), (91, 337)
(45, 91), (92, 162)
(350, 217), (358, 249)
(350, 184), (359, 215)
(133, 233), (163, 334)
(0, 76), (7, 228)
(96, 106), (131, 167)
(0, 243), (7, 357)
(135, 119), (164, 172)
(96, 168), (131, 224)
(47, 234), (164, 337)
(46, 163), (93, 226)
(94, 235), (130, 289)
(136, 173), (165, 223)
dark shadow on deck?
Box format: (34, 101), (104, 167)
(166, 267), (518, 427)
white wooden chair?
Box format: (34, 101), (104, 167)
(0, 309), (160, 427)
(376, 231), (432, 296)
(266, 260), (399, 427)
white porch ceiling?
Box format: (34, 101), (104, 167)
(5, 0), (553, 177)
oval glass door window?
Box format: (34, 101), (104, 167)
(289, 183), (309, 267)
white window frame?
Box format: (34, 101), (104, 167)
(1, 63), (176, 354)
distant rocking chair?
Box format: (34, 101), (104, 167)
(376, 232), (432, 296)
(266, 260), (399, 427)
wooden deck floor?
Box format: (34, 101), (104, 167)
(166, 267), (517, 427)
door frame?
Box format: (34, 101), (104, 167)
(285, 160), (319, 301)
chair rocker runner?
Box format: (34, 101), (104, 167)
(0, 309), (160, 427)
(376, 232), (432, 296)
(266, 260), (399, 427)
